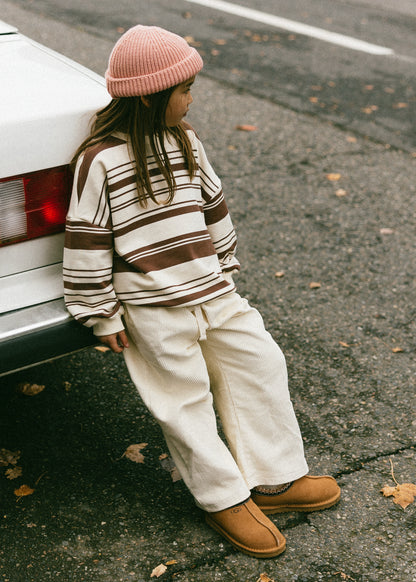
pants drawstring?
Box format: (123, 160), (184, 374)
(192, 305), (208, 341)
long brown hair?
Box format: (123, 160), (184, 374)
(72, 87), (197, 206)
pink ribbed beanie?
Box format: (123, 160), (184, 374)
(105, 25), (203, 97)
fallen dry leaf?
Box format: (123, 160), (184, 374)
(274, 271), (285, 278)
(6, 466), (22, 480)
(392, 347), (404, 353)
(309, 282), (321, 289)
(339, 341), (351, 348)
(346, 136), (357, 143)
(336, 188), (347, 197)
(256, 574), (275, 582)
(151, 564), (167, 578)
(184, 36), (201, 47)
(170, 467), (182, 483)
(14, 484), (35, 497)
(333, 573), (357, 581)
(160, 454), (182, 482)
(393, 102), (408, 109)
(381, 459), (416, 509)
(382, 483), (416, 509)
(17, 382), (45, 396)
(123, 443), (148, 464)
(94, 345), (110, 353)
(0, 449), (21, 467)
(361, 105), (378, 114)
(235, 124), (258, 132)
(326, 173), (341, 181)
(165, 560), (178, 566)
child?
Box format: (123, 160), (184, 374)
(64, 25), (340, 558)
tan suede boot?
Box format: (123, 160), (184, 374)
(252, 475), (341, 514)
(205, 498), (286, 558)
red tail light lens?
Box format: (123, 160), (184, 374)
(0, 166), (72, 246)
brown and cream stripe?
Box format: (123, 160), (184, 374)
(63, 128), (239, 333)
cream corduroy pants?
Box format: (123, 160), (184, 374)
(123, 291), (308, 512)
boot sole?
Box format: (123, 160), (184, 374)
(257, 490), (341, 515)
(205, 515), (286, 558)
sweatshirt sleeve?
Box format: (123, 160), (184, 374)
(195, 135), (240, 273)
(63, 150), (124, 337)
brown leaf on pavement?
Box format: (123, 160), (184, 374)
(151, 564), (167, 578)
(336, 188), (347, 197)
(326, 173), (341, 181)
(381, 459), (416, 509)
(94, 345), (110, 352)
(0, 449), (21, 466)
(382, 483), (416, 509)
(16, 382), (45, 396)
(14, 484), (35, 498)
(184, 36), (202, 47)
(159, 453), (182, 482)
(361, 105), (378, 114)
(6, 466), (22, 480)
(339, 341), (351, 348)
(235, 124), (258, 132)
(122, 443), (148, 464)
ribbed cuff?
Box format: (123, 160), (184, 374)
(93, 314), (125, 337)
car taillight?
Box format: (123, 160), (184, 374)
(0, 166), (72, 246)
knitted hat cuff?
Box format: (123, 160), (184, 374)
(106, 49), (203, 97)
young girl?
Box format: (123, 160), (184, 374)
(64, 25), (340, 558)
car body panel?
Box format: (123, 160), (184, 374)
(0, 22), (110, 375)
(0, 235), (65, 314)
(0, 22), (17, 34)
(0, 31), (109, 177)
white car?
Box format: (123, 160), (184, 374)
(0, 21), (110, 376)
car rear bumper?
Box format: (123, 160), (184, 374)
(0, 298), (96, 376)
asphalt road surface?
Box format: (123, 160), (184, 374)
(0, 1), (415, 581)
(9, 0), (416, 150)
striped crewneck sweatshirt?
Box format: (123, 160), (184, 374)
(63, 127), (240, 337)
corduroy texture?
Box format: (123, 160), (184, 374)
(105, 25), (204, 97)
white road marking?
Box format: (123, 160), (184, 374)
(185, 0), (395, 56)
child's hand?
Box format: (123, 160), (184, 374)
(97, 330), (129, 353)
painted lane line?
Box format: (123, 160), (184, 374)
(185, 0), (395, 56)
